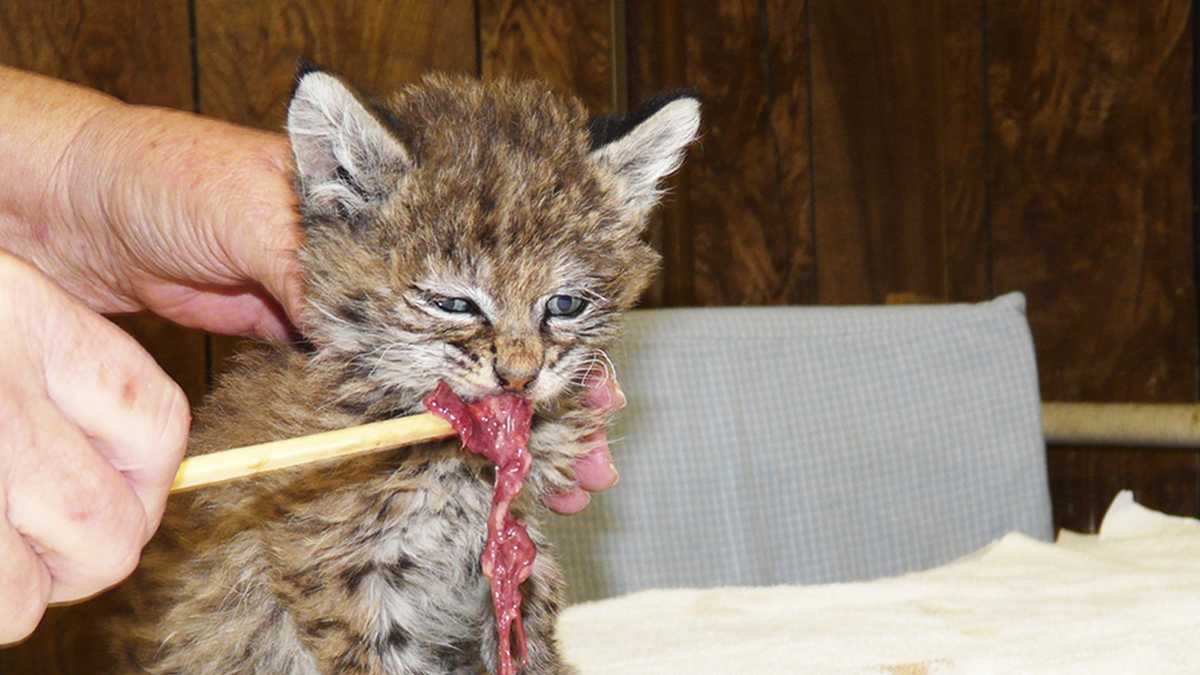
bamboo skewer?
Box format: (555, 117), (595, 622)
(170, 413), (456, 493)
(168, 401), (1200, 494)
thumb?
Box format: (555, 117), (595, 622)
(211, 132), (306, 329)
(249, 242), (305, 331)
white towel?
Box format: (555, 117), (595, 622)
(558, 492), (1200, 674)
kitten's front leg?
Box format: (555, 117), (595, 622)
(265, 494), (450, 675)
(271, 530), (480, 675)
(269, 543), (388, 675)
(265, 459), (496, 675)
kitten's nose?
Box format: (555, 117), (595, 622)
(494, 336), (542, 393)
(496, 368), (536, 392)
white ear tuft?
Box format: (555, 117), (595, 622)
(589, 95), (700, 220)
(287, 71), (410, 218)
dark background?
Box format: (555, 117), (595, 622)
(1, 0), (1195, 563)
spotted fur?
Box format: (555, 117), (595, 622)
(102, 71), (698, 674)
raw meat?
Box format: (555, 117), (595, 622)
(424, 381), (536, 675)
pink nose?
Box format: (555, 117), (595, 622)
(497, 371), (534, 392)
(493, 336), (542, 392)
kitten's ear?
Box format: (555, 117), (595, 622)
(287, 66), (410, 218)
(588, 91), (700, 222)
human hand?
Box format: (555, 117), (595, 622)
(50, 105), (304, 338)
(0, 66), (302, 339)
(0, 253), (189, 645)
(544, 372), (626, 515)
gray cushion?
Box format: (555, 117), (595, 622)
(545, 293), (1052, 603)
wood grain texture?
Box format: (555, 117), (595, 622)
(0, 0), (193, 108)
(940, 0), (991, 303)
(194, 0), (477, 374)
(0, 0), (208, 406)
(811, 0), (987, 305)
(633, 0), (814, 307)
(988, 0), (1197, 531)
(195, 0), (476, 130)
(627, 0), (690, 306)
(479, 0), (614, 114)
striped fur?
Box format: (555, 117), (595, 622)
(102, 72), (698, 674)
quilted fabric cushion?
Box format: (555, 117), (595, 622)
(545, 293), (1051, 603)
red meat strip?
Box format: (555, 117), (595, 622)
(424, 381), (536, 675)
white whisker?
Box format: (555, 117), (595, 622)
(369, 341), (405, 378)
(595, 349), (618, 383)
(576, 351), (604, 384)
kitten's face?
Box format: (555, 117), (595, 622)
(287, 72), (698, 417)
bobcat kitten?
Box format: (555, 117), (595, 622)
(105, 69), (698, 674)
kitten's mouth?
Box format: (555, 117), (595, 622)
(434, 392), (565, 423)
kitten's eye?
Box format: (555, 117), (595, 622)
(434, 297), (480, 314)
(545, 295), (587, 318)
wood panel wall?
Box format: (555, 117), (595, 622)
(988, 1), (1197, 530)
(0, 0), (1195, 635)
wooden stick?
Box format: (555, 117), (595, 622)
(168, 400), (1200, 493)
(1042, 402), (1200, 448)
(170, 413), (455, 493)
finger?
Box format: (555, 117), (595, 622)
(0, 521), (51, 645)
(143, 283), (294, 341)
(217, 133), (306, 328)
(256, 253), (305, 332)
(193, 287), (294, 341)
(572, 436), (619, 492)
(6, 405), (146, 603)
(545, 487), (591, 515)
(37, 303), (187, 539)
(583, 370), (626, 411)
(123, 114), (303, 328)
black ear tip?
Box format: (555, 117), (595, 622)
(295, 57), (326, 84)
(656, 87), (702, 107)
(587, 86), (702, 149)
(292, 58), (331, 101)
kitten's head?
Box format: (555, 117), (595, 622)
(286, 68), (699, 417)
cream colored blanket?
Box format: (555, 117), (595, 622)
(558, 492), (1200, 674)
